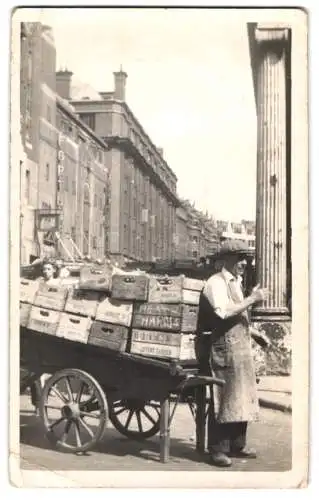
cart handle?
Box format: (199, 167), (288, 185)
(183, 374), (225, 388)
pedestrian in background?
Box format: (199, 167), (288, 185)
(195, 240), (269, 467)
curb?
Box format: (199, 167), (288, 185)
(258, 397), (292, 414)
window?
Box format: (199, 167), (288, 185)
(45, 163), (50, 182)
(80, 113), (96, 131)
(71, 226), (76, 242)
(92, 236), (97, 249)
(64, 175), (68, 191)
(25, 170), (30, 203)
(72, 181), (76, 195)
(47, 105), (51, 123)
(193, 250), (198, 258)
(94, 194), (97, 207)
(100, 224), (103, 237)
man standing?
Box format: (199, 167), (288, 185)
(195, 240), (268, 467)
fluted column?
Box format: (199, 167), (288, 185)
(253, 26), (290, 319)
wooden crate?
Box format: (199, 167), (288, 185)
(64, 288), (101, 317)
(182, 289), (201, 305)
(181, 304), (199, 332)
(130, 330), (196, 360)
(27, 306), (60, 336)
(56, 313), (91, 344)
(20, 302), (32, 327)
(111, 274), (149, 301)
(79, 265), (112, 291)
(96, 297), (133, 327)
(182, 277), (205, 292)
(148, 275), (183, 304)
(88, 321), (129, 351)
(20, 279), (39, 304)
(132, 303), (181, 332)
(34, 282), (68, 311)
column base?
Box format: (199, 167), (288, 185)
(251, 319), (292, 376)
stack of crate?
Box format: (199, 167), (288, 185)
(129, 275), (204, 361)
(19, 267), (205, 362)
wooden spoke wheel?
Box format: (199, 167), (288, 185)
(109, 399), (160, 440)
(40, 369), (108, 454)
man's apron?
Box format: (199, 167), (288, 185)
(196, 278), (259, 423)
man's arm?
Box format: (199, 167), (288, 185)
(204, 278), (266, 319)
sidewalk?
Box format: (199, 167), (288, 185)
(257, 376), (292, 413)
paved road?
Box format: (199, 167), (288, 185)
(19, 395), (291, 472)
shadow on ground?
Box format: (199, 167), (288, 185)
(20, 411), (207, 465)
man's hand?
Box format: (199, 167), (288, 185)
(250, 284), (269, 303)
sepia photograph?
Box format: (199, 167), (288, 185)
(9, 6), (308, 488)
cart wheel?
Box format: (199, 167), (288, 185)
(40, 369), (108, 454)
(109, 399), (160, 440)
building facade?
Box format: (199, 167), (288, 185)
(175, 200), (219, 261)
(19, 22), (110, 264)
(56, 69), (179, 266)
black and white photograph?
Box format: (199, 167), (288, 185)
(9, 6), (308, 488)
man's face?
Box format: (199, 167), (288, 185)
(42, 263), (54, 280)
(226, 255), (247, 277)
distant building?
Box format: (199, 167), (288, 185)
(57, 69), (179, 265)
(175, 200), (219, 261)
(220, 220), (256, 251)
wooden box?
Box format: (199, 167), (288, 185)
(20, 302), (32, 327)
(56, 313), (91, 344)
(96, 297), (133, 327)
(34, 282), (68, 311)
(181, 305), (199, 332)
(20, 279), (39, 304)
(27, 306), (60, 336)
(64, 288), (101, 317)
(148, 275), (183, 304)
(130, 330), (196, 360)
(88, 321), (129, 352)
(182, 289), (201, 305)
(79, 265), (112, 292)
(182, 277), (205, 292)
(132, 303), (181, 332)
(111, 274), (149, 301)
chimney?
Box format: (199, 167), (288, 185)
(56, 69), (73, 100)
(113, 66), (127, 101)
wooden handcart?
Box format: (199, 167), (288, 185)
(20, 326), (223, 463)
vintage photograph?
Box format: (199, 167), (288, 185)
(10, 7), (308, 488)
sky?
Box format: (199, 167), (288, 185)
(39, 8), (257, 222)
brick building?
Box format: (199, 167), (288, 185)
(56, 69), (179, 266)
(19, 22), (110, 264)
(175, 200), (219, 261)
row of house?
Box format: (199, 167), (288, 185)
(19, 21), (255, 267)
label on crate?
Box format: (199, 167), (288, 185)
(130, 342), (181, 359)
(133, 314), (180, 331)
(134, 303), (181, 317)
(132, 329), (181, 346)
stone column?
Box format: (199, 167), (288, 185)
(253, 25), (290, 320)
(250, 25), (292, 375)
